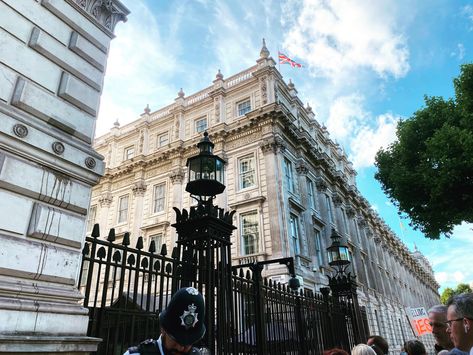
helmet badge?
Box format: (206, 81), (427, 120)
(180, 303), (198, 329)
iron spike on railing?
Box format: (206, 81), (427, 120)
(91, 223), (100, 238)
(160, 243), (167, 256)
(122, 232), (130, 246)
(107, 228), (116, 242)
(136, 236), (144, 250)
(149, 240), (156, 253)
(82, 242), (90, 256)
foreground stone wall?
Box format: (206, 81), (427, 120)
(0, 0), (128, 353)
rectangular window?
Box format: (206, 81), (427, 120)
(284, 158), (295, 193)
(289, 214), (300, 254)
(307, 178), (316, 210)
(237, 99), (251, 116)
(117, 195), (129, 223)
(240, 211), (259, 255)
(239, 155), (256, 189)
(86, 205), (97, 232)
(124, 146), (134, 160)
(153, 184), (165, 213)
(314, 229), (323, 264)
(150, 233), (163, 253)
(195, 117), (207, 133)
(325, 195), (333, 224)
(341, 208), (349, 234)
(157, 133), (168, 148)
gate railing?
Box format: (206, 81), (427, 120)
(79, 225), (369, 354)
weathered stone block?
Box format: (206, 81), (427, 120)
(0, 189), (34, 235)
(0, 234), (80, 285)
(11, 78), (95, 143)
(0, 62), (16, 103)
(0, 2), (33, 44)
(0, 152), (92, 215)
(29, 27), (103, 91)
(69, 31), (107, 72)
(41, 0), (111, 53)
(58, 72), (100, 116)
(28, 202), (86, 248)
(0, 29), (62, 93)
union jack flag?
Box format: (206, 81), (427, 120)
(278, 52), (302, 68)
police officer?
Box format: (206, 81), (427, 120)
(124, 287), (206, 355)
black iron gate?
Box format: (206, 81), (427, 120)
(79, 224), (369, 354)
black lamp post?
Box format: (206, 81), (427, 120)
(186, 131), (226, 202)
(172, 131), (236, 353)
(326, 228), (367, 345)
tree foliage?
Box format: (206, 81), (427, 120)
(375, 64), (473, 239)
(440, 283), (473, 304)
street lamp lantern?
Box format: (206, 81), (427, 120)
(326, 228), (351, 272)
(186, 132), (226, 200)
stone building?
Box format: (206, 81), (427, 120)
(90, 42), (440, 351)
(0, 0), (128, 353)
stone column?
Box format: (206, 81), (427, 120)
(169, 168), (185, 245)
(0, 0), (128, 353)
(132, 178), (147, 242)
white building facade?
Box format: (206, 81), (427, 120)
(90, 43), (440, 351)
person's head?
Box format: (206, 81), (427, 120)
(428, 304), (453, 350)
(323, 348), (349, 355)
(367, 335), (389, 355)
(352, 344), (377, 355)
(402, 339), (427, 355)
(446, 293), (473, 352)
(159, 287), (206, 354)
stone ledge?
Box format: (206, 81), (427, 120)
(0, 335), (101, 354)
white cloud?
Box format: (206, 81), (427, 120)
(281, 0), (410, 83)
(326, 94), (367, 141)
(450, 43), (466, 60)
(349, 113), (399, 169)
(435, 272), (448, 284)
(463, 5), (473, 31)
(454, 271), (465, 283)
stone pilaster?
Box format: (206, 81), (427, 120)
(0, 0), (128, 352)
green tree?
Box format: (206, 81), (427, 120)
(440, 283), (473, 304)
(375, 64), (473, 239)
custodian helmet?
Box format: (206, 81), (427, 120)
(159, 287), (206, 346)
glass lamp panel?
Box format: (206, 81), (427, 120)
(189, 159), (201, 181)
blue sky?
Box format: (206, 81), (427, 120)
(97, 0), (473, 293)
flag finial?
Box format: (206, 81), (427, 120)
(260, 38), (269, 59)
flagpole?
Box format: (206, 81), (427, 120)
(277, 47), (281, 72)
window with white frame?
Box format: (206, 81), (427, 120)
(150, 233), (163, 253)
(153, 183), (165, 213)
(86, 205), (97, 232)
(325, 195), (333, 224)
(124, 146), (134, 160)
(307, 178), (317, 210)
(157, 132), (169, 148)
(237, 99), (251, 116)
(239, 154), (256, 189)
(195, 117), (207, 133)
(289, 214), (300, 254)
(314, 229), (323, 264)
(284, 158), (295, 193)
(117, 195), (129, 223)
(240, 211), (259, 255)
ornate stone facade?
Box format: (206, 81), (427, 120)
(91, 42), (439, 352)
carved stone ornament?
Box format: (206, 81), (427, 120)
(132, 180), (147, 196)
(170, 169), (185, 184)
(52, 141), (65, 155)
(295, 162), (308, 175)
(345, 205), (356, 218)
(99, 192), (113, 207)
(260, 76), (268, 105)
(314, 177), (328, 192)
(259, 137), (286, 154)
(70, 0), (129, 34)
(85, 157), (97, 169)
(12, 124), (28, 138)
(214, 97), (220, 123)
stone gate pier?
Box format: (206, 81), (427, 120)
(0, 0), (128, 353)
